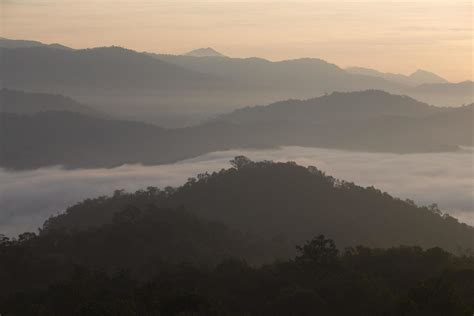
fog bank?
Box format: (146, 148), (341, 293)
(1, 146), (472, 236)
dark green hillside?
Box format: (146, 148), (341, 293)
(1, 234), (473, 315)
(0, 206), (276, 298)
(1, 159), (473, 315)
(44, 158), (474, 253)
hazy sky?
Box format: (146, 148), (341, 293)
(1, 0), (473, 81)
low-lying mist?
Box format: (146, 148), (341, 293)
(1, 146), (472, 237)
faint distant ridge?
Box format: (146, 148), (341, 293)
(1, 46), (219, 91)
(409, 69), (448, 84)
(0, 37), (71, 50)
(407, 81), (474, 106)
(0, 89), (104, 117)
(185, 47), (226, 57)
(346, 67), (448, 86)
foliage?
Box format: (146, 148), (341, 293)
(1, 235), (473, 315)
(43, 158), (474, 253)
(1, 158), (473, 315)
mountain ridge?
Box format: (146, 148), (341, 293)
(0, 37), (72, 50)
(1, 90), (471, 170)
(0, 89), (104, 117)
(42, 158), (474, 253)
(0, 46), (220, 93)
(346, 67), (449, 86)
(2, 39), (470, 128)
(185, 47), (226, 57)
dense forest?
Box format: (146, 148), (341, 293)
(1, 234), (473, 315)
(41, 158), (474, 253)
(1, 159), (473, 314)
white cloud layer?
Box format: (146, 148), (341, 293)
(1, 146), (472, 237)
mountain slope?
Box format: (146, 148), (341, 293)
(1, 91), (471, 170)
(406, 81), (474, 106)
(346, 67), (448, 86)
(0, 111), (170, 169)
(2, 41), (464, 128)
(219, 90), (442, 124)
(185, 47), (226, 57)
(409, 69), (448, 85)
(0, 46), (219, 93)
(1, 160), (473, 313)
(1, 205), (277, 298)
(153, 53), (402, 93)
(211, 91), (471, 152)
(153, 52), (470, 107)
(0, 39), (467, 128)
(0, 37), (71, 50)
(3, 196), (473, 315)
(0, 89), (103, 117)
(43, 159), (474, 253)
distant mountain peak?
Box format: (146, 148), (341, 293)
(409, 69), (448, 84)
(411, 69), (435, 76)
(346, 66), (449, 85)
(185, 47), (226, 57)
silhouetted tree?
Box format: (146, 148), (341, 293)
(296, 235), (339, 265)
(230, 155), (253, 169)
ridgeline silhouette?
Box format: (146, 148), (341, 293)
(43, 158), (474, 253)
(1, 90), (472, 170)
(2, 39), (471, 128)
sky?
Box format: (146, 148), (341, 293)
(1, 0), (473, 82)
(1, 146), (473, 237)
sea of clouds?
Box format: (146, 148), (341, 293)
(1, 146), (473, 237)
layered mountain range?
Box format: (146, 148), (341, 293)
(1, 89), (472, 170)
(1, 38), (471, 127)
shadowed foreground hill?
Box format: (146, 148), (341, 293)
(1, 234), (473, 315)
(44, 158), (474, 253)
(1, 159), (473, 314)
(1, 206), (273, 295)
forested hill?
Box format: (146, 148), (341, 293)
(44, 157), (474, 253)
(2, 158), (474, 314)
